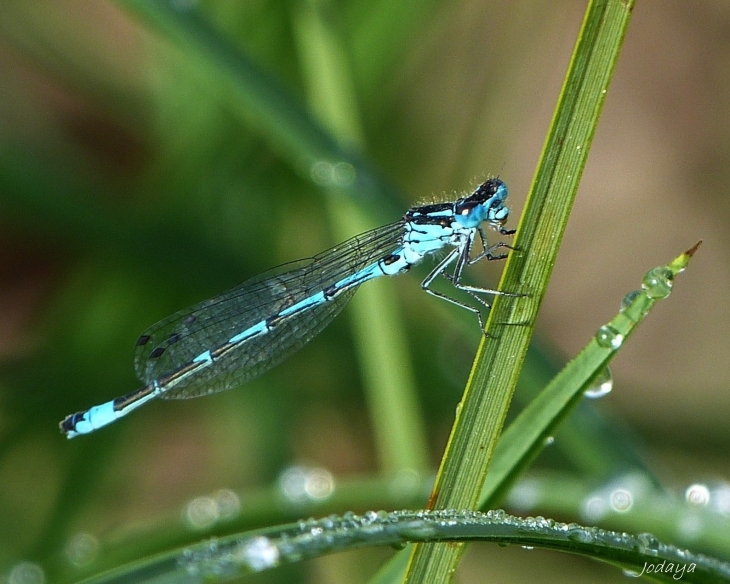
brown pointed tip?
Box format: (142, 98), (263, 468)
(685, 240), (703, 257)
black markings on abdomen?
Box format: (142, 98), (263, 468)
(266, 314), (284, 329)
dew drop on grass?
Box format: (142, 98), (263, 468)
(585, 367), (613, 399)
(595, 325), (624, 349)
(8, 562), (45, 584)
(685, 483), (710, 507)
(641, 267), (673, 299)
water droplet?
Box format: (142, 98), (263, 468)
(610, 488), (633, 512)
(332, 162), (356, 187)
(582, 473), (651, 522)
(619, 290), (641, 312)
(305, 468), (335, 500)
(214, 488), (241, 520)
(637, 532), (660, 554)
(501, 509), (516, 520)
(506, 478), (541, 512)
(581, 496), (609, 522)
(65, 532), (99, 567)
(280, 466), (309, 501)
(310, 160), (334, 185)
(9, 562), (45, 584)
(685, 483), (710, 506)
(185, 496), (219, 529)
(641, 267), (673, 299)
(237, 536), (280, 572)
(279, 465), (335, 502)
(566, 528), (594, 544)
(595, 325), (624, 349)
(310, 161), (356, 188)
(543, 436), (555, 446)
(585, 367), (613, 399)
(710, 483), (730, 515)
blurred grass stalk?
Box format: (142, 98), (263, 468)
(404, 0), (636, 582)
(292, 0), (430, 474)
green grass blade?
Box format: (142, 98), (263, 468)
(509, 470), (730, 562)
(117, 0), (401, 212)
(70, 509), (730, 584)
(404, 0), (636, 581)
(368, 244), (700, 584)
(292, 0), (429, 473)
(514, 345), (660, 483)
(480, 243), (702, 508)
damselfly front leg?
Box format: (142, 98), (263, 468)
(468, 225), (516, 263)
(421, 232), (513, 329)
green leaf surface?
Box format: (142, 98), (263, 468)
(70, 510), (730, 584)
(480, 242), (702, 508)
(404, 0), (636, 581)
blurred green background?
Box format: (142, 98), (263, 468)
(1, 1), (729, 583)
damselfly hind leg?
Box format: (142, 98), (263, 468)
(421, 248), (488, 328)
(421, 231), (522, 329)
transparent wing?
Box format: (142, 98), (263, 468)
(159, 288), (357, 399)
(133, 220), (406, 398)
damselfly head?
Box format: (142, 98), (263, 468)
(455, 178), (509, 229)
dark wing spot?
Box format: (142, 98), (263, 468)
(149, 347), (166, 359)
(183, 315), (197, 325)
(136, 334), (151, 346)
(382, 254), (401, 265)
(168, 333), (181, 345)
